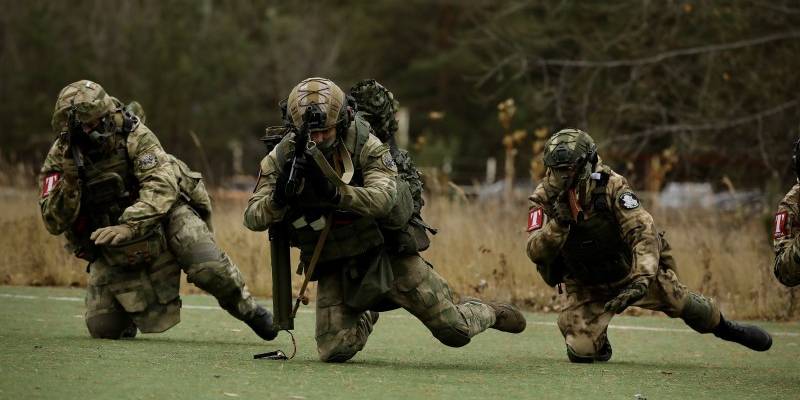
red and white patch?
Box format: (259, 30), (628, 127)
(41, 172), (61, 197)
(527, 208), (544, 232)
(774, 211), (789, 239)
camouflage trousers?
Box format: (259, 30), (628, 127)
(315, 254), (496, 362)
(84, 204), (259, 338)
(558, 267), (721, 359)
(774, 236), (800, 287)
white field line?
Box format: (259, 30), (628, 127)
(2, 292), (799, 337)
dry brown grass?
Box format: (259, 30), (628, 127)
(2, 187), (797, 320)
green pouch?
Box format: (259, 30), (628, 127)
(101, 225), (166, 268)
(108, 280), (152, 313)
(148, 254), (181, 304)
(295, 217), (384, 263)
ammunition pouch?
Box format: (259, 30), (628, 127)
(86, 172), (128, 207)
(292, 216), (384, 264)
(99, 225), (167, 268)
(383, 218), (432, 256)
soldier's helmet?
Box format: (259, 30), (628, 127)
(350, 79), (398, 142)
(543, 128), (598, 182)
(286, 77), (347, 132)
(51, 80), (116, 133)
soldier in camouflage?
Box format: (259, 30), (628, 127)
(245, 77), (526, 362)
(772, 139), (800, 287)
(40, 80), (276, 340)
(526, 128), (772, 363)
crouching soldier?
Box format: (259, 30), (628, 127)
(525, 128), (772, 363)
(40, 80), (276, 340)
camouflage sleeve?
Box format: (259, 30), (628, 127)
(608, 173), (660, 283)
(243, 150), (287, 232)
(38, 138), (81, 234)
(337, 135), (397, 218)
(525, 179), (569, 266)
(773, 184), (800, 287)
(118, 125), (179, 236)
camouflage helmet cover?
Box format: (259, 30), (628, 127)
(543, 128), (598, 180)
(349, 79), (399, 142)
(51, 80), (116, 133)
(286, 77), (345, 132)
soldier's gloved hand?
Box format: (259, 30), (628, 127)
(299, 155), (341, 204)
(553, 196), (575, 227)
(604, 280), (649, 314)
(271, 166), (291, 208)
(90, 224), (134, 246)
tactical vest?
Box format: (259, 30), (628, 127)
(279, 114), (387, 265)
(66, 132), (139, 261)
(560, 173), (632, 285)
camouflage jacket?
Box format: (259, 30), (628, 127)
(773, 183), (800, 286)
(525, 162), (661, 288)
(39, 122), (179, 239)
(244, 128), (399, 232)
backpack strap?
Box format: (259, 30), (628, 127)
(590, 172), (611, 212)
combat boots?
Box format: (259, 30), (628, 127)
(245, 305), (278, 341)
(713, 315), (772, 351)
(485, 301), (527, 333)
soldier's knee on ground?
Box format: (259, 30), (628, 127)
(680, 292), (720, 333)
(431, 325), (471, 348)
(565, 335), (596, 362)
(317, 334), (363, 363)
(86, 313), (136, 339)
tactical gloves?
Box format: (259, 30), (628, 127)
(272, 155), (340, 208)
(553, 198), (575, 227)
(90, 224), (134, 246)
(604, 280), (649, 314)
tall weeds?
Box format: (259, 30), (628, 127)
(2, 188), (796, 320)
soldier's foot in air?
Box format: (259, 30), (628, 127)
(713, 315), (772, 351)
(485, 301), (527, 333)
(245, 305), (278, 341)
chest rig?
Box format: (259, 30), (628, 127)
(280, 115), (385, 265)
(67, 129), (139, 260)
(560, 173), (632, 285)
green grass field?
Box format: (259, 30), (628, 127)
(0, 286), (798, 400)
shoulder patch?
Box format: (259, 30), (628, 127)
(775, 211), (789, 239)
(618, 191), (640, 210)
(137, 153), (159, 170)
(527, 207), (544, 232)
(382, 152), (397, 170)
(41, 172), (61, 197)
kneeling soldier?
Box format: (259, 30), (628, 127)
(245, 77), (526, 362)
(525, 128), (772, 363)
(40, 80), (276, 340)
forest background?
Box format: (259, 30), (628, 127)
(2, 0), (800, 319)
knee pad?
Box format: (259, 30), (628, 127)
(432, 326), (471, 348)
(86, 313), (136, 339)
(565, 335), (595, 359)
(680, 292), (719, 334)
(566, 345), (596, 363)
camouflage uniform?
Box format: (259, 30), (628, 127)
(40, 80), (271, 339)
(526, 128), (770, 362)
(773, 183), (800, 286)
(245, 78), (520, 362)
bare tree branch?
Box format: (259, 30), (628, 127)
(538, 31), (800, 68)
(600, 99), (799, 147)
